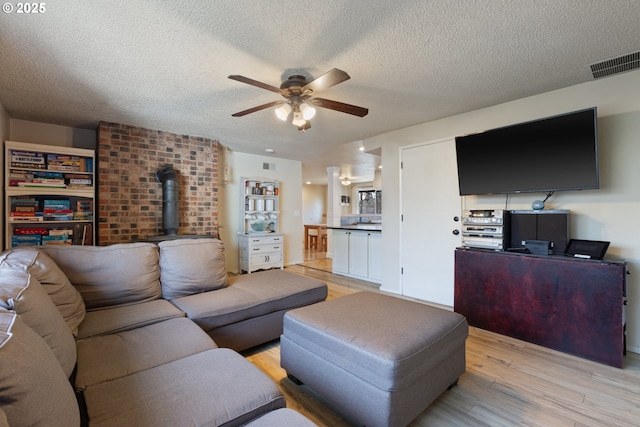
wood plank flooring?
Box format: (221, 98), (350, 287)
(242, 265), (640, 427)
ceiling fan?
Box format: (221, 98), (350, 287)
(228, 68), (368, 131)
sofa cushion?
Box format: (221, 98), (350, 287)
(158, 238), (228, 300)
(0, 247), (85, 336)
(76, 299), (185, 339)
(84, 348), (285, 427)
(0, 266), (77, 377)
(172, 269), (328, 331)
(0, 311), (80, 427)
(41, 243), (161, 309)
(76, 317), (217, 390)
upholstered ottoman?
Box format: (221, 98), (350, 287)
(280, 291), (468, 427)
(245, 408), (318, 426)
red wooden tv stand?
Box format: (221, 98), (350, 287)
(454, 247), (627, 368)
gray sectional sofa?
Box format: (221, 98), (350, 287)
(0, 238), (327, 426)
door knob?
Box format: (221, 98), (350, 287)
(452, 229), (460, 235)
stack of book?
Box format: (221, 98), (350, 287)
(9, 199), (43, 222)
(42, 228), (73, 245)
(74, 200), (93, 221)
(43, 200), (73, 221)
(66, 173), (93, 189)
(11, 150), (46, 169)
(11, 227), (75, 247)
(15, 171), (66, 188)
(46, 154), (82, 172)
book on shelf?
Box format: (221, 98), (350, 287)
(11, 198), (38, 207)
(43, 200), (71, 210)
(43, 201), (74, 221)
(42, 235), (72, 245)
(11, 150), (46, 169)
(12, 235), (42, 247)
(46, 154), (82, 172)
(48, 228), (74, 237)
(13, 227), (50, 235)
(81, 224), (93, 245)
(10, 216), (44, 222)
(66, 173), (92, 186)
(10, 211), (38, 217)
(17, 181), (66, 188)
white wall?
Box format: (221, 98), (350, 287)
(219, 150), (303, 273)
(367, 69), (640, 353)
(9, 118), (96, 148)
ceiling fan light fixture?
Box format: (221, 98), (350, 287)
(300, 102), (316, 120)
(275, 103), (291, 121)
(291, 111), (306, 127)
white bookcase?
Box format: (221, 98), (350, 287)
(237, 176), (283, 273)
(4, 141), (96, 249)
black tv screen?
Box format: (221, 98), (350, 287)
(455, 107), (599, 196)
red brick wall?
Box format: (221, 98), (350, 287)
(97, 122), (219, 245)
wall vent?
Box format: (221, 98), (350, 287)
(589, 50), (640, 79)
(262, 162), (276, 170)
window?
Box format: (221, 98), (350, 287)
(358, 189), (381, 214)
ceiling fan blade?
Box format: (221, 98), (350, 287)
(228, 75), (283, 95)
(232, 100), (285, 117)
(310, 98), (369, 117)
(302, 68), (351, 94)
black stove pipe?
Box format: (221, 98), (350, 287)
(156, 165), (179, 235)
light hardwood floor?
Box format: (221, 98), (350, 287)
(242, 265), (640, 427)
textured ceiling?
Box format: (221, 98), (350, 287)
(1, 0), (640, 184)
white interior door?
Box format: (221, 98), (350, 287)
(400, 138), (461, 306)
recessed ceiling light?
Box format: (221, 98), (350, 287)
(306, 181), (312, 185)
(265, 148), (274, 153)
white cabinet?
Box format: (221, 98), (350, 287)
(331, 229), (381, 284)
(238, 234), (284, 273)
(4, 141), (95, 249)
(331, 230), (350, 275)
(348, 231), (369, 279)
(367, 231), (382, 282)
(238, 177), (282, 273)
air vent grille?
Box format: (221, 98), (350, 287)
(589, 51), (640, 79)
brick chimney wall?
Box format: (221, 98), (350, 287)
(97, 121), (219, 245)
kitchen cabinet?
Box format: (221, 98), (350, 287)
(331, 228), (381, 284)
(367, 231), (382, 282)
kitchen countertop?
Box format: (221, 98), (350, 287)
(327, 225), (382, 231)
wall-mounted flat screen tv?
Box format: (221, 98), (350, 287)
(454, 107), (599, 196)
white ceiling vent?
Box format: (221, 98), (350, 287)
(589, 51), (640, 79)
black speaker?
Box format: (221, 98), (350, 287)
(509, 210), (568, 254)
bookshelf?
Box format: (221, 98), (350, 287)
(4, 141), (96, 249)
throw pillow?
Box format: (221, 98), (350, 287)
(0, 247), (85, 336)
(0, 266), (77, 377)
